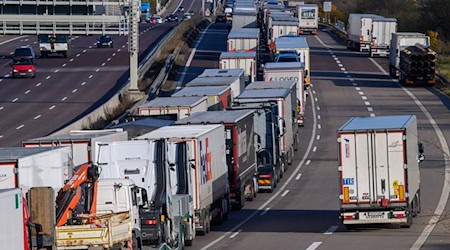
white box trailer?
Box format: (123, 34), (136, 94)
(236, 88), (298, 168)
(262, 5), (287, 26)
(389, 32), (430, 77)
(137, 125), (229, 234)
(297, 4), (319, 35)
(269, 21), (299, 45)
(23, 129), (127, 166)
(172, 86), (232, 110)
(274, 37), (311, 87)
(232, 9), (258, 28)
(191, 69), (246, 97)
(220, 51), (257, 83)
(266, 13), (297, 45)
(137, 96), (208, 119)
(227, 28), (260, 52)
(338, 115), (421, 228)
(347, 14), (383, 52)
(0, 147), (72, 196)
(0, 189), (26, 250)
(370, 17), (397, 57)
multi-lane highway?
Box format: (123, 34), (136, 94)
(172, 23), (450, 250)
(0, 0), (201, 146)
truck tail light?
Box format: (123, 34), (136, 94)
(394, 213), (405, 219)
(259, 174), (271, 178)
(344, 215), (355, 220)
(144, 220), (157, 225)
(360, 35), (364, 41)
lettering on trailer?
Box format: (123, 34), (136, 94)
(343, 178), (354, 185)
(268, 76), (299, 82)
(388, 140), (403, 152)
(344, 138), (351, 158)
(200, 138), (212, 185)
(301, 9), (316, 19)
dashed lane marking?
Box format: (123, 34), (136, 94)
(49, 105), (55, 110)
(34, 115), (41, 120)
(317, 135), (321, 140)
(306, 160), (311, 166)
(324, 225), (339, 235)
(362, 96), (367, 100)
(16, 124), (24, 130)
(12, 98), (18, 103)
(370, 113), (376, 117)
(72, 89), (77, 93)
(36, 82), (42, 87)
(81, 81), (86, 86)
(61, 97), (67, 101)
(46, 76), (51, 80)
(367, 107), (373, 112)
(229, 229), (242, 239)
(89, 75), (93, 78)
(25, 90), (31, 94)
(306, 242), (323, 250)
(280, 190), (290, 197)
(295, 173), (302, 180)
(62, 63), (67, 67)
(364, 101), (371, 106)
(358, 91), (364, 95)
(313, 146), (317, 152)
(318, 124), (321, 129)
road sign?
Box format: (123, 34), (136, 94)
(324, 1), (332, 12)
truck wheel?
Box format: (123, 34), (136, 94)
(185, 238), (193, 247)
(288, 149), (293, 166)
(132, 232), (141, 250)
(400, 212), (413, 228)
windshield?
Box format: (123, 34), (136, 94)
(13, 59), (34, 65)
(39, 35), (67, 43)
(14, 48), (32, 58)
(278, 57), (297, 62)
(99, 36), (111, 42)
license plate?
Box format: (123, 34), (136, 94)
(365, 212), (385, 219)
(258, 186), (271, 189)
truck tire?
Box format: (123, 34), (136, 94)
(185, 238), (193, 247)
(288, 149), (293, 166)
(401, 204), (413, 228)
(132, 232), (142, 250)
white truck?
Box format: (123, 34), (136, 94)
(370, 17), (397, 57)
(274, 36), (311, 88)
(137, 96), (209, 119)
(0, 147), (72, 196)
(38, 34), (69, 58)
(227, 28), (260, 52)
(220, 51), (257, 83)
(266, 12), (296, 45)
(263, 63), (305, 125)
(346, 14), (383, 52)
(23, 129), (127, 167)
(338, 115), (422, 228)
(0, 189), (27, 250)
(232, 8), (258, 28)
(296, 4), (319, 35)
(95, 139), (195, 247)
(389, 32), (430, 78)
(188, 68), (246, 98)
(137, 125), (230, 235)
(172, 85), (232, 110)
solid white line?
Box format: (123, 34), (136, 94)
(368, 58), (450, 250)
(16, 125), (24, 130)
(33, 115), (41, 120)
(229, 229), (242, 239)
(362, 96), (367, 100)
(49, 105), (55, 110)
(306, 242), (323, 250)
(61, 97), (67, 101)
(280, 190), (290, 197)
(260, 208), (270, 216)
(25, 90), (31, 94)
(306, 160), (311, 166)
(295, 173), (302, 180)
(36, 82), (42, 87)
(313, 146), (317, 152)
(72, 89), (77, 93)
(12, 98), (18, 103)
(367, 107), (373, 112)
(324, 225), (339, 235)
(200, 89), (318, 250)
(317, 135), (321, 140)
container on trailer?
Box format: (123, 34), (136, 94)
(346, 14), (383, 52)
(23, 129), (127, 167)
(263, 63), (305, 119)
(389, 32), (430, 77)
(274, 37), (310, 86)
(136, 125), (229, 233)
(370, 17), (397, 57)
(220, 51), (257, 83)
(0, 147), (72, 196)
(0, 189), (26, 250)
(187, 74), (245, 98)
(338, 115), (421, 227)
(296, 4), (319, 35)
(269, 20), (299, 45)
(227, 28), (260, 52)
(262, 4), (287, 26)
(267, 12), (296, 35)
(232, 8), (258, 28)
(137, 96), (208, 119)
(111, 117), (175, 139)
(173, 86), (232, 110)
(176, 110), (258, 208)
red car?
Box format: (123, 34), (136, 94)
(11, 47), (36, 78)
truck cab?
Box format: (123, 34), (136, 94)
(38, 35), (69, 58)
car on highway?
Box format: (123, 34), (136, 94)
(257, 165), (277, 193)
(153, 15), (163, 23)
(11, 47), (36, 78)
(165, 14), (178, 22)
(97, 35), (113, 48)
(183, 13), (192, 20)
(215, 14), (227, 23)
(178, 6), (185, 12)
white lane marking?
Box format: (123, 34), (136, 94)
(72, 89), (77, 93)
(317, 115), (321, 120)
(324, 225), (339, 235)
(229, 229), (242, 239)
(313, 146), (317, 152)
(76, 53), (80, 57)
(49, 105), (55, 110)
(367, 107), (373, 112)
(0, 106), (3, 110)
(83, 49), (86, 53)
(364, 101), (371, 106)
(317, 135), (321, 140)
(96, 68), (100, 72)
(69, 58), (74, 62)
(16, 124), (24, 130)
(112, 53), (116, 57)
(346, 75), (351, 78)
(313, 90), (316, 94)
(102, 63), (106, 66)
(46, 75), (51, 80)
(260, 208), (270, 216)
(200, 89), (318, 250)
(62, 63), (67, 67)
(306, 242), (323, 250)
(117, 49), (121, 52)
(317, 106), (320, 111)
(9, 52), (14, 55)
(0, 79), (2, 82)
(362, 96), (368, 100)
(280, 190), (290, 197)
(295, 173), (302, 180)
(89, 46), (92, 49)
(36, 82), (42, 87)
(350, 78), (355, 82)
(0, 135), (3, 139)
(25, 90), (31, 94)
(336, 60), (341, 63)
(89, 75), (93, 79)
(355, 87), (361, 91)
(358, 91), (364, 95)
(93, 42), (97, 45)
(107, 58), (111, 61)
(12, 98), (18, 103)
(306, 160), (311, 166)
(81, 81), (86, 86)
(338, 64), (343, 67)
(54, 69), (59, 73)
(332, 54), (336, 57)
(0, 36), (28, 46)
(34, 115), (41, 120)
(318, 124), (321, 129)
(368, 58), (450, 250)
(341, 68), (346, 71)
(122, 45), (125, 48)
(370, 113), (376, 117)
(352, 82), (358, 86)
(315, 97), (318, 102)
(61, 97), (67, 101)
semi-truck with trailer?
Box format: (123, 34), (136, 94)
(232, 8), (258, 28)
(23, 129), (127, 167)
(338, 115), (422, 228)
(172, 85), (232, 110)
(176, 110), (258, 209)
(389, 32), (430, 78)
(0, 189), (28, 250)
(296, 4), (318, 35)
(369, 17), (397, 57)
(136, 125), (230, 235)
(220, 51), (257, 83)
(263, 63), (306, 125)
(188, 69), (246, 98)
(137, 96), (209, 119)
(266, 13), (297, 45)
(398, 44), (437, 86)
(346, 14), (383, 52)
(227, 28), (260, 52)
